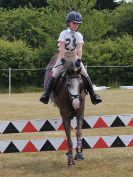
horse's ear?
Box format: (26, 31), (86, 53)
(77, 67), (81, 74)
(64, 61), (74, 69)
(67, 68), (74, 75)
(65, 61), (74, 75)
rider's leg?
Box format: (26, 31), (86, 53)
(40, 76), (55, 104)
(80, 63), (102, 105)
(40, 58), (64, 104)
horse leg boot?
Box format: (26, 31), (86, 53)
(74, 117), (84, 160)
(86, 75), (102, 105)
(40, 76), (55, 104)
(74, 138), (84, 160)
(63, 119), (74, 166)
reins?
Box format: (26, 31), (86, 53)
(65, 74), (82, 101)
(66, 84), (80, 101)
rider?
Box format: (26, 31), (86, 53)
(40, 11), (102, 105)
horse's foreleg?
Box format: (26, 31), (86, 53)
(76, 115), (83, 152)
(63, 118), (74, 166)
(74, 115), (84, 160)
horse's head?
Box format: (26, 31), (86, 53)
(64, 61), (83, 110)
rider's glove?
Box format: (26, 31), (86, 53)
(61, 58), (66, 65)
(75, 59), (81, 67)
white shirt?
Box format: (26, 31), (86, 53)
(58, 28), (84, 53)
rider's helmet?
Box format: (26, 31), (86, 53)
(66, 11), (83, 24)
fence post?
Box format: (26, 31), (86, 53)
(9, 67), (11, 96)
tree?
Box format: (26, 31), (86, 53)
(112, 3), (133, 35)
(0, 0), (48, 9)
(95, 0), (120, 10)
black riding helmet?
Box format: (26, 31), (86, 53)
(66, 11), (83, 24)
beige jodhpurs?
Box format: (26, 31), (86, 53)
(52, 52), (88, 78)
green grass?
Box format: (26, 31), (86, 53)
(0, 89), (133, 177)
(0, 89), (133, 120)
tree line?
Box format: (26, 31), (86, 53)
(0, 0), (133, 92)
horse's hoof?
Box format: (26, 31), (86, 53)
(74, 152), (84, 160)
(68, 160), (75, 166)
(66, 152), (75, 166)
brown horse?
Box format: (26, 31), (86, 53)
(45, 55), (87, 166)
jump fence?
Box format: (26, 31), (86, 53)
(0, 114), (133, 153)
(0, 114), (133, 134)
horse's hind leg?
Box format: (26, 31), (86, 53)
(74, 115), (84, 160)
(63, 118), (74, 166)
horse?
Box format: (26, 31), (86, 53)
(44, 55), (87, 166)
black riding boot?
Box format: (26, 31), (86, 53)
(40, 76), (55, 104)
(86, 76), (102, 105)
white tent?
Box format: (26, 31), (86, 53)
(113, 0), (133, 3)
(93, 85), (110, 91)
(120, 86), (133, 89)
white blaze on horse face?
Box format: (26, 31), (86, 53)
(69, 78), (80, 109)
(69, 78), (79, 94)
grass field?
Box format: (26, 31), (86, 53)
(0, 89), (133, 177)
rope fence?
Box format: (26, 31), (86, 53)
(0, 65), (133, 95)
(0, 64), (133, 71)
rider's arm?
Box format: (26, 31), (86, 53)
(58, 30), (65, 59)
(76, 32), (84, 60)
(77, 43), (83, 60)
(58, 41), (65, 59)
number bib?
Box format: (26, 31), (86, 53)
(58, 28), (84, 53)
(65, 35), (77, 51)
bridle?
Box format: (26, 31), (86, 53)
(65, 75), (83, 102)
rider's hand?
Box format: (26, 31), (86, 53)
(75, 59), (81, 67)
(61, 58), (66, 65)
